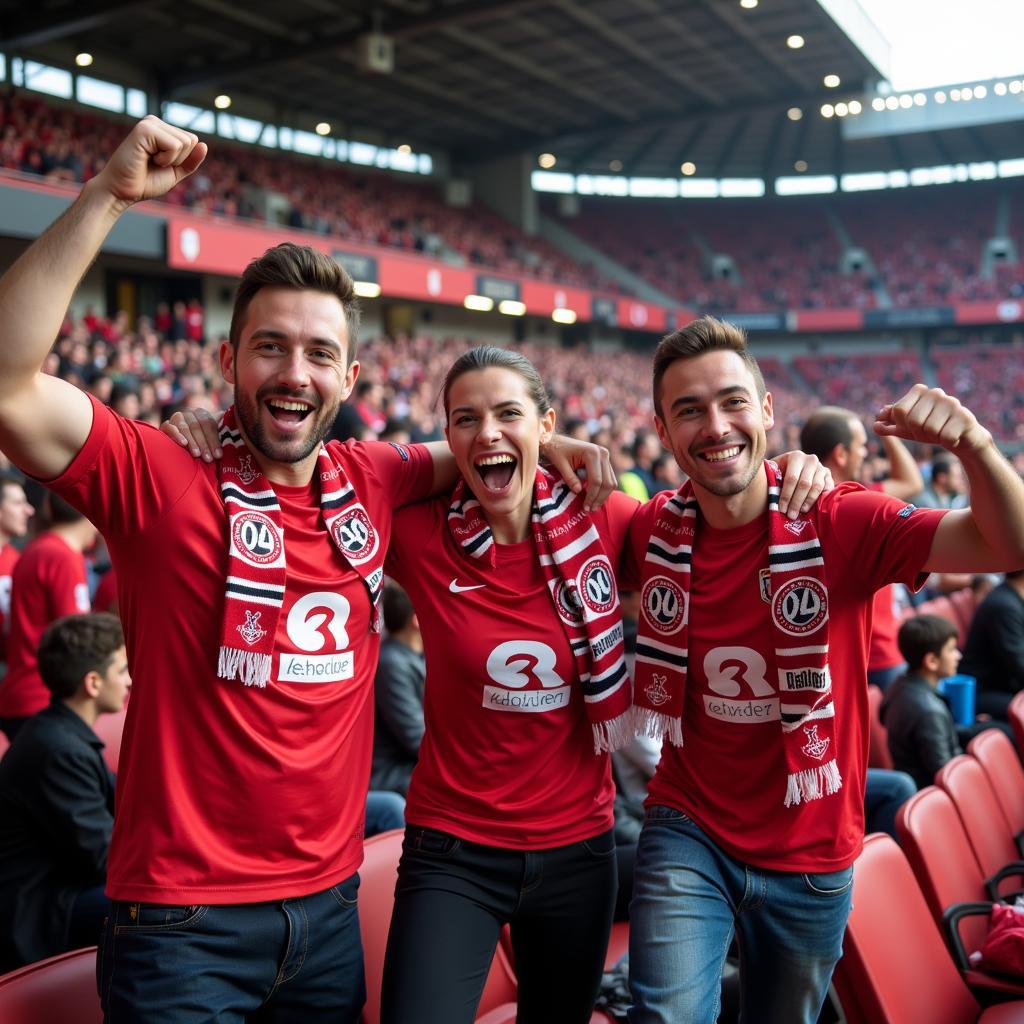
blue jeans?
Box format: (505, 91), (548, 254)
(97, 875), (364, 1023)
(864, 768), (916, 840)
(365, 790), (406, 837)
(628, 807), (853, 1024)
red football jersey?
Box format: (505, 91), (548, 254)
(0, 542), (19, 663)
(387, 490), (638, 848)
(624, 483), (945, 871)
(46, 397), (433, 903)
(0, 533), (90, 717)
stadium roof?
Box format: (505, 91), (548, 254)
(7, 0), (1024, 180)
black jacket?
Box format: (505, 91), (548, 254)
(880, 673), (962, 789)
(0, 702), (115, 969)
(961, 582), (1024, 696)
(371, 639), (425, 796)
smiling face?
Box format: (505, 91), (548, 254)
(220, 287), (359, 483)
(654, 349), (774, 519)
(445, 367), (556, 544)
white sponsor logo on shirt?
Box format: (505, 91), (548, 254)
(279, 651), (354, 684)
(449, 578), (486, 593)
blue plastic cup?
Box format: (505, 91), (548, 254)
(939, 674), (976, 727)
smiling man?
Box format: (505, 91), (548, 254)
(0, 117), (613, 1023)
(624, 316), (1024, 1024)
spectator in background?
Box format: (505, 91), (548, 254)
(908, 573), (998, 647)
(371, 581), (426, 797)
(185, 298), (204, 343)
(0, 472), (34, 664)
(354, 378), (387, 435)
(0, 613), (128, 970)
(0, 493), (95, 741)
(960, 570), (1024, 720)
(800, 405), (924, 690)
(881, 615), (963, 788)
(920, 455), (968, 509)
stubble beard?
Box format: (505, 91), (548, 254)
(235, 386), (339, 465)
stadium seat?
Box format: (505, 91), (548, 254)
(937, 756), (1024, 897)
(832, 833), (1024, 1024)
(968, 730), (1024, 855)
(356, 828), (519, 1024)
(92, 705), (126, 775)
(867, 683), (894, 769)
(0, 730), (9, 760)
(1009, 692), (1024, 760)
(0, 946), (101, 1023)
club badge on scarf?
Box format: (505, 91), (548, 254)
(447, 468), (632, 753)
(633, 461), (841, 807)
(217, 407), (385, 687)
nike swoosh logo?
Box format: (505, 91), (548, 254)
(449, 578), (486, 593)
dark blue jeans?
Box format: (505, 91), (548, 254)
(97, 875), (364, 1023)
(381, 826), (618, 1024)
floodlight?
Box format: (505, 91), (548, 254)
(538, 153), (557, 169)
(75, 53), (93, 68)
(824, 74), (840, 88)
(820, 104), (834, 118)
(787, 35), (804, 49)
(787, 107), (803, 120)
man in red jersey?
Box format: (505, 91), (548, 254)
(626, 316), (1024, 1024)
(0, 472), (34, 665)
(0, 492), (94, 741)
(0, 116), (610, 1023)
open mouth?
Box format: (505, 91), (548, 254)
(265, 398), (314, 428)
(699, 444), (743, 464)
(474, 452), (517, 492)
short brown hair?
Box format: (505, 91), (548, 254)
(652, 315), (766, 416)
(229, 243), (361, 366)
(38, 613), (124, 700)
(442, 346), (552, 417)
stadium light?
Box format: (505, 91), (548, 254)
(824, 74), (840, 88)
(396, 144), (411, 154)
(973, 85), (987, 99)
(315, 122), (331, 135)
(740, 0), (758, 8)
(776, 174), (836, 195)
(498, 300), (526, 316)
(787, 107), (803, 120)
(681, 161), (696, 175)
(834, 102), (848, 117)
(75, 53), (93, 68)
(899, 94), (913, 109)
(1010, 81), (1023, 95)
(950, 88), (961, 101)
(794, 160), (808, 172)
(463, 295), (494, 312)
(609, 159), (623, 171)
(913, 92), (926, 106)
(848, 99), (862, 115)
(935, 91), (947, 103)
(552, 308), (577, 324)
(872, 97), (885, 111)
(820, 103), (834, 118)
(538, 153), (557, 169)
(786, 35), (804, 49)
(995, 82), (1008, 96)
(214, 95), (232, 110)
(353, 281), (381, 298)
(885, 96), (899, 110)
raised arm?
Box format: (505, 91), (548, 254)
(0, 117), (206, 479)
(874, 385), (1024, 572)
(878, 435), (924, 501)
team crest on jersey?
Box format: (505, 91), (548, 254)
(801, 723), (830, 760)
(645, 673), (671, 707)
(553, 579), (585, 626)
(387, 442), (410, 462)
(783, 519), (810, 536)
(642, 575), (687, 635)
(232, 511), (283, 565)
(332, 506), (378, 563)
(772, 576), (828, 636)
(578, 557), (616, 615)
(758, 568), (772, 604)
(237, 609), (268, 646)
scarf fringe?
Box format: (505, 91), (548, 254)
(784, 759), (842, 807)
(632, 706), (685, 748)
(592, 709), (635, 755)
(218, 646), (272, 688)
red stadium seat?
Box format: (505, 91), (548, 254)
(92, 705), (126, 775)
(0, 946), (102, 1023)
(867, 683), (894, 769)
(832, 834), (1024, 1024)
(968, 730), (1024, 853)
(0, 730), (9, 760)
(936, 756), (1024, 895)
(1009, 692), (1024, 759)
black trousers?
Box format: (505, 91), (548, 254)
(381, 825), (618, 1024)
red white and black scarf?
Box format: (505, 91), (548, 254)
(633, 461), (841, 807)
(447, 468), (632, 753)
(216, 407), (385, 687)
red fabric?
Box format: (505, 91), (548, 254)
(92, 567), (117, 614)
(0, 533), (90, 717)
(622, 483), (944, 872)
(46, 396), (433, 903)
(979, 904), (1024, 977)
(868, 585), (903, 671)
(387, 491), (637, 848)
(0, 542), (19, 662)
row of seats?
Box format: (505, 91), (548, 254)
(836, 706), (1024, 1022)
